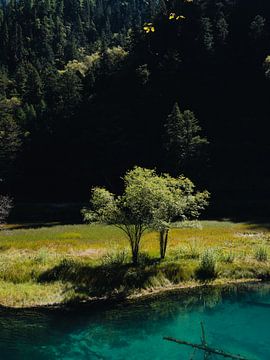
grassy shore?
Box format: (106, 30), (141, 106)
(1, 220), (270, 308)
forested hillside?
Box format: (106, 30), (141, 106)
(1, 0), (270, 217)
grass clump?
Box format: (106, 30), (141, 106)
(196, 250), (217, 281)
(220, 251), (235, 264)
(254, 246), (268, 262)
(172, 241), (201, 260)
(33, 248), (49, 264)
(159, 261), (195, 283)
(101, 249), (129, 267)
(188, 241), (201, 259)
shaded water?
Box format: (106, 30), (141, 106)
(1, 283), (270, 359)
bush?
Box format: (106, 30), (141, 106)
(188, 240), (201, 259)
(160, 261), (195, 283)
(101, 249), (129, 267)
(137, 252), (153, 265)
(254, 246), (268, 262)
(196, 250), (217, 281)
(34, 248), (49, 264)
(220, 251), (235, 263)
(0, 195), (13, 224)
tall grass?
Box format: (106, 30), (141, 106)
(254, 246), (268, 262)
(196, 250), (218, 281)
(0, 220), (270, 307)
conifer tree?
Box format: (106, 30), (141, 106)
(216, 13), (229, 44)
(0, 112), (22, 180)
(200, 17), (214, 51)
(164, 103), (208, 174)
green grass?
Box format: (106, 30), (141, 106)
(1, 220), (270, 307)
(0, 281), (70, 307)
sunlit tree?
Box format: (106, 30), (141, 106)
(83, 167), (209, 262)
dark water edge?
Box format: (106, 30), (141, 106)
(0, 282), (270, 359)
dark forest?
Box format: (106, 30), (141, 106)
(1, 0), (270, 219)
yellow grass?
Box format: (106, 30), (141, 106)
(0, 220), (270, 307)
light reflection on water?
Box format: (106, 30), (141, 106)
(0, 283), (270, 359)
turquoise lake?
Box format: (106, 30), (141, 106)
(1, 283), (270, 359)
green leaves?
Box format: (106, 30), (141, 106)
(83, 167), (209, 230)
(82, 187), (119, 225)
(82, 167), (209, 262)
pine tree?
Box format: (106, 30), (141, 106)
(24, 63), (43, 104)
(0, 112), (22, 180)
(58, 70), (82, 116)
(0, 68), (10, 99)
(164, 103), (208, 174)
(216, 13), (229, 44)
(200, 17), (214, 52)
(249, 15), (266, 40)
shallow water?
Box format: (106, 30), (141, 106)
(1, 283), (270, 359)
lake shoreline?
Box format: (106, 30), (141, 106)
(1, 221), (269, 310)
(0, 278), (262, 311)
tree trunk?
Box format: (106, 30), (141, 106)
(132, 250), (138, 265)
(124, 224), (143, 265)
(160, 229), (169, 259)
(132, 242), (139, 265)
(131, 234), (140, 265)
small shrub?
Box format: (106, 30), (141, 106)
(123, 267), (156, 289)
(101, 249), (129, 267)
(144, 272), (170, 288)
(34, 248), (49, 264)
(137, 252), (153, 265)
(254, 246), (268, 262)
(220, 251), (235, 263)
(189, 240), (201, 259)
(196, 250), (217, 281)
(171, 245), (187, 260)
(160, 262), (195, 283)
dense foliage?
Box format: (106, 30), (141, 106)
(1, 0), (270, 217)
(83, 166), (209, 263)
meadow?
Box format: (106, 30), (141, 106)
(1, 220), (270, 308)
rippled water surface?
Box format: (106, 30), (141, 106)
(1, 283), (270, 359)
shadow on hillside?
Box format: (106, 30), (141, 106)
(3, 221), (75, 231)
(244, 221), (270, 231)
(227, 217), (270, 231)
(38, 258), (158, 299)
(8, 203), (86, 227)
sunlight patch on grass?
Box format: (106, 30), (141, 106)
(0, 281), (68, 308)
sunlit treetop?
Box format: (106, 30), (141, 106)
(143, 22), (155, 33)
(143, 11), (186, 34)
(169, 13), (186, 21)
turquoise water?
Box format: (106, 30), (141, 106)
(1, 283), (270, 359)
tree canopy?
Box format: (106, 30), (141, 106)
(83, 167), (209, 262)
